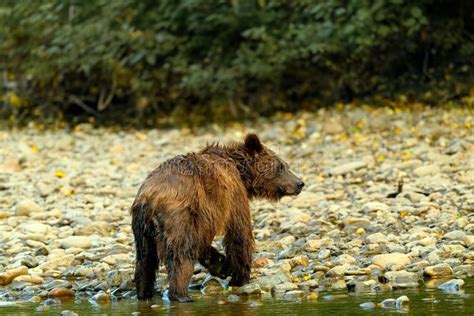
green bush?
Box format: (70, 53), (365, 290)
(0, 0), (473, 125)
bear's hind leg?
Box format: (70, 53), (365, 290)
(132, 214), (158, 299)
(166, 252), (194, 302)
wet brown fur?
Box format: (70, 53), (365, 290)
(131, 134), (303, 302)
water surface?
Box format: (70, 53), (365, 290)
(1, 278), (472, 315)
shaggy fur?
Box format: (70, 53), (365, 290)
(131, 134), (304, 302)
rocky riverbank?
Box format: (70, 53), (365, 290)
(0, 105), (473, 309)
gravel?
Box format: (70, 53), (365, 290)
(0, 106), (472, 302)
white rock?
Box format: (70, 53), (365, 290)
(59, 236), (92, 249)
(21, 223), (51, 235)
(437, 279), (464, 292)
(38, 254), (75, 271)
(15, 200), (43, 216)
(329, 161), (366, 176)
(463, 235), (474, 247)
(360, 302), (375, 309)
(384, 270), (418, 288)
(443, 230), (466, 240)
(381, 298), (396, 308)
(327, 265), (348, 277)
(305, 238), (333, 252)
(318, 248), (331, 260)
(272, 282), (298, 293)
(333, 254), (357, 265)
(414, 165), (441, 177)
(282, 290), (305, 300)
(395, 295), (410, 308)
(102, 254), (130, 266)
(285, 209), (311, 224)
(363, 202), (389, 213)
(291, 192), (325, 208)
(366, 232), (388, 244)
(372, 253), (411, 269)
(278, 236), (296, 248)
(419, 237), (436, 247)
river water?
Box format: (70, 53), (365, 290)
(1, 277), (472, 315)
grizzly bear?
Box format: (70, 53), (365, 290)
(131, 134), (304, 302)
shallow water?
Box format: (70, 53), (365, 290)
(1, 278), (473, 315)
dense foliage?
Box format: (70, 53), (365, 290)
(1, 0), (473, 125)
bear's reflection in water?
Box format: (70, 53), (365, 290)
(134, 294), (259, 316)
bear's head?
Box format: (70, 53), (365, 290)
(242, 134), (304, 201)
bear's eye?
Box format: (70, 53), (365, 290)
(277, 163), (285, 174)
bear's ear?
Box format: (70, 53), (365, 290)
(244, 133), (263, 154)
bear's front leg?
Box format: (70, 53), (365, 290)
(198, 246), (232, 279)
(166, 251), (194, 302)
(223, 205), (255, 286)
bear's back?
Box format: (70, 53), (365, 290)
(133, 152), (247, 235)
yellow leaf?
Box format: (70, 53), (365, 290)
(402, 151), (412, 161)
(54, 170), (65, 178)
(338, 133), (348, 141)
(354, 134), (365, 144)
(6, 91), (22, 107)
(303, 275), (311, 281)
(356, 120), (366, 129)
(356, 227), (365, 235)
(308, 292), (318, 300)
(400, 211), (408, 218)
(59, 186), (74, 196)
(31, 145), (39, 152)
(377, 155), (385, 162)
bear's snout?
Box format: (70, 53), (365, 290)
(295, 180), (305, 194)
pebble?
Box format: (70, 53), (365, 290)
(236, 283), (261, 295)
(227, 294), (240, 302)
(463, 235), (474, 247)
(317, 248), (331, 260)
(437, 279), (464, 292)
(424, 263), (453, 277)
(381, 298), (396, 308)
(38, 254), (75, 271)
(395, 295), (410, 308)
(329, 161), (366, 176)
(359, 302), (375, 309)
(333, 254), (357, 265)
(363, 202), (389, 213)
(49, 287), (75, 298)
(91, 291), (111, 303)
(414, 165), (440, 177)
(15, 200), (43, 216)
(282, 290), (305, 300)
(384, 270), (418, 288)
(59, 236), (92, 249)
(443, 230), (466, 240)
(272, 282), (298, 294)
(201, 276), (224, 294)
(372, 253), (411, 269)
